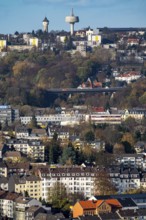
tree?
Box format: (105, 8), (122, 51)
(68, 192), (85, 204)
(49, 133), (62, 164)
(48, 182), (70, 215)
(48, 181), (67, 203)
(85, 130), (95, 142)
(123, 117), (137, 132)
(82, 145), (96, 163)
(96, 152), (116, 168)
(135, 130), (141, 141)
(122, 141), (135, 154)
(113, 143), (125, 154)
(94, 169), (117, 195)
(121, 132), (135, 147)
(60, 142), (76, 165)
(24, 190), (29, 197)
(29, 115), (37, 129)
(142, 129), (146, 141)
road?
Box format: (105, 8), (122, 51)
(46, 87), (123, 94)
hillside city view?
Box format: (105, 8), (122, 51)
(0, 0), (146, 219)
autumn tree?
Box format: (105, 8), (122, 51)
(94, 169), (117, 195)
(96, 152), (116, 168)
(113, 143), (125, 154)
(48, 182), (70, 215)
(28, 115), (38, 129)
(121, 132), (135, 147)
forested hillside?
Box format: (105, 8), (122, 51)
(0, 48), (146, 108)
(0, 48), (113, 107)
(112, 79), (146, 108)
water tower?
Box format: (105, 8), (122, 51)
(65, 9), (79, 35)
(42, 17), (49, 33)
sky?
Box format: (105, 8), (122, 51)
(0, 0), (146, 34)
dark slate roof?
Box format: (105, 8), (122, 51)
(15, 125), (28, 133)
(35, 213), (65, 220)
(0, 177), (8, 184)
(130, 168), (139, 175)
(93, 193), (146, 201)
(99, 212), (121, 220)
(119, 209), (139, 217)
(80, 216), (100, 220)
(118, 198), (137, 208)
(138, 209), (146, 216)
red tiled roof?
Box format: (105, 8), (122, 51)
(79, 199), (122, 210)
(118, 71), (140, 78)
(106, 199), (122, 208)
(95, 200), (104, 207)
(127, 39), (139, 43)
(92, 107), (105, 112)
(79, 201), (96, 209)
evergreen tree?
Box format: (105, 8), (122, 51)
(48, 132), (62, 164)
(60, 142), (76, 165)
(85, 130), (95, 142)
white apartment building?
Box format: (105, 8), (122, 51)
(7, 139), (45, 162)
(0, 191), (20, 219)
(116, 154), (146, 171)
(0, 162), (7, 177)
(109, 167), (141, 193)
(86, 112), (122, 124)
(0, 190), (42, 220)
(15, 197), (42, 220)
(20, 113), (85, 126)
(38, 166), (97, 201)
(115, 71), (141, 84)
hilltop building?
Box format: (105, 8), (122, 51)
(42, 17), (49, 33)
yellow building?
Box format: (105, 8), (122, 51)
(29, 38), (39, 47)
(9, 175), (42, 200)
(0, 40), (7, 51)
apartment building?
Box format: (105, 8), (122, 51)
(0, 190), (20, 219)
(25, 206), (45, 220)
(86, 112), (122, 124)
(27, 140), (45, 162)
(109, 167), (141, 193)
(15, 197), (42, 220)
(9, 175), (42, 200)
(0, 190), (42, 220)
(122, 109), (146, 121)
(20, 112), (85, 126)
(0, 177), (8, 191)
(0, 161), (7, 177)
(15, 126), (29, 139)
(116, 154), (146, 170)
(7, 139), (28, 155)
(6, 161), (30, 176)
(0, 105), (19, 125)
(38, 166), (97, 201)
(115, 71), (141, 84)
(7, 139), (45, 162)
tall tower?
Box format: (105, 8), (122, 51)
(65, 9), (79, 35)
(42, 17), (49, 33)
